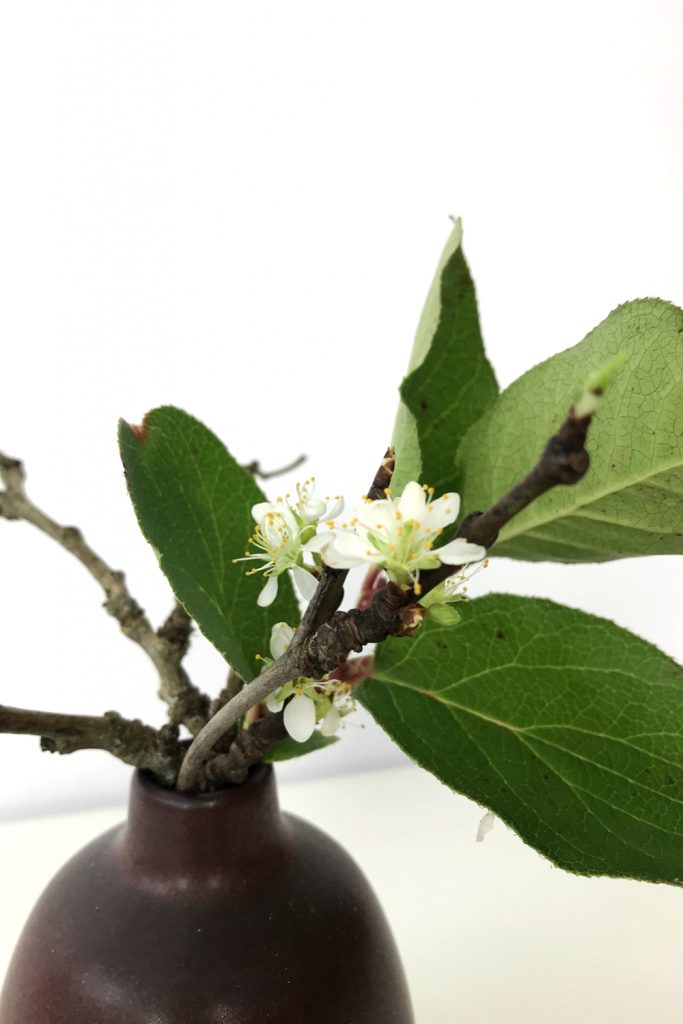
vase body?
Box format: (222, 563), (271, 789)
(0, 765), (413, 1023)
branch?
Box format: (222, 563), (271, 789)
(177, 649), (299, 790)
(178, 403), (599, 790)
(291, 448), (395, 648)
(241, 454), (306, 479)
(177, 450), (396, 791)
(199, 712), (288, 789)
(0, 453), (210, 735)
(419, 406), (593, 591)
(0, 704), (183, 787)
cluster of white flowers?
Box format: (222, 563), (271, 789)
(235, 478), (487, 743)
(262, 623), (356, 743)
(234, 477), (486, 606)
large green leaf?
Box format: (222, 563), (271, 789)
(391, 219), (499, 495)
(360, 594), (683, 885)
(457, 299), (683, 561)
(119, 407), (300, 681)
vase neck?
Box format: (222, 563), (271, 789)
(121, 764), (290, 885)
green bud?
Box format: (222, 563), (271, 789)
(426, 604), (462, 626)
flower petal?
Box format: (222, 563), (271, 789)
(422, 492), (461, 532)
(326, 496), (345, 520)
(320, 544), (369, 569)
(302, 530), (337, 553)
(284, 694), (317, 742)
(320, 705), (342, 736)
(252, 502), (277, 521)
(266, 691), (285, 713)
(257, 575), (279, 607)
(436, 539), (487, 565)
(397, 481), (427, 521)
(269, 621), (295, 660)
(301, 497), (326, 524)
(332, 532), (379, 560)
(292, 564), (319, 601)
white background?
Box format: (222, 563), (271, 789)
(0, 0), (681, 819)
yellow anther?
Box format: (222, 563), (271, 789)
(414, 582), (423, 595)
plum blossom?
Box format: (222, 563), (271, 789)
(263, 623), (356, 743)
(321, 480), (486, 594)
(232, 478), (342, 607)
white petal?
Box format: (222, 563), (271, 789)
(320, 544), (369, 569)
(397, 481), (427, 521)
(301, 497), (326, 523)
(284, 694), (317, 742)
(355, 499), (393, 532)
(332, 532), (378, 560)
(292, 564), (319, 601)
(325, 496), (345, 520)
(436, 539), (487, 566)
(266, 691), (285, 713)
(302, 530), (337, 553)
(269, 621), (295, 660)
(252, 501), (277, 521)
(257, 575), (279, 607)
(422, 493), (461, 532)
(320, 705), (341, 736)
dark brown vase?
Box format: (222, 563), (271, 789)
(0, 764), (414, 1023)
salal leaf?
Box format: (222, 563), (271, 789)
(457, 299), (683, 562)
(360, 594), (683, 885)
(119, 407), (300, 681)
(391, 219), (499, 494)
(265, 731), (338, 763)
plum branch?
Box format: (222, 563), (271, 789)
(177, 400), (599, 791)
(0, 452), (210, 735)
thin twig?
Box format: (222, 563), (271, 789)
(0, 704), (183, 786)
(178, 403), (598, 792)
(200, 712), (288, 788)
(241, 454), (307, 480)
(0, 452), (210, 735)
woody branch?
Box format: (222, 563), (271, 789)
(0, 452), (209, 735)
(178, 406), (595, 791)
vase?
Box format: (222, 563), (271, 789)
(0, 764), (414, 1023)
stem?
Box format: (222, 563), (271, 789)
(241, 454), (307, 479)
(179, 406), (595, 790)
(177, 649), (300, 791)
(0, 452), (210, 734)
(0, 704), (183, 786)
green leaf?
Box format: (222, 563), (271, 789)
(457, 299), (683, 561)
(119, 407), (300, 681)
(391, 219), (499, 494)
(360, 594), (683, 885)
(264, 730), (339, 763)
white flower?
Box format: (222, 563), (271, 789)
(321, 480), (486, 594)
(263, 623), (356, 742)
(233, 479), (341, 607)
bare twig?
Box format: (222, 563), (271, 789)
(178, 404), (598, 791)
(0, 452), (209, 735)
(419, 407), (593, 592)
(241, 454), (306, 479)
(200, 712), (288, 788)
(0, 704), (183, 787)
